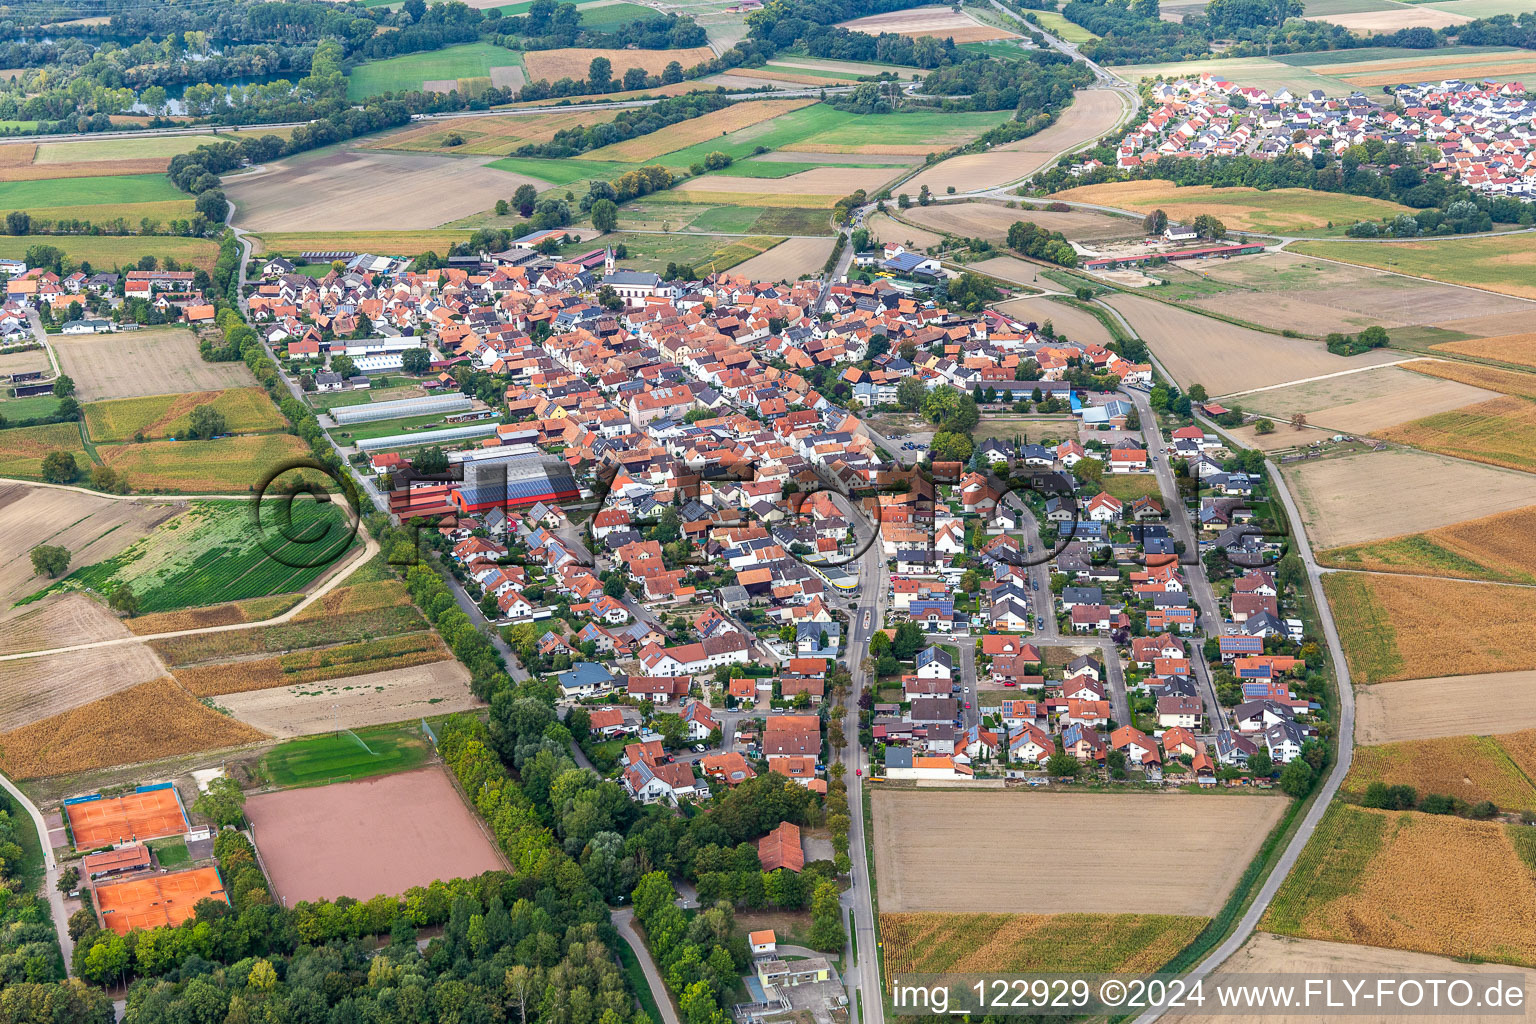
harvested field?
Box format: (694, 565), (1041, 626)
(1104, 293), (1401, 395)
(83, 386), (284, 442)
(0, 235), (219, 275)
(728, 236), (834, 283)
(585, 98), (813, 161)
(242, 766), (504, 903)
(867, 211), (943, 250)
(151, 604), (427, 666)
(1164, 932), (1536, 1024)
(995, 296), (1114, 345)
(0, 145), (33, 165)
(966, 255), (1046, 286)
(0, 677), (266, 779)
(1054, 181), (1412, 236)
(0, 483), (182, 607)
(1290, 235), (1536, 301)
(871, 790), (1287, 916)
(838, 5), (1016, 41)
(100, 432), (317, 493)
(228, 150), (530, 232)
(124, 593), (302, 636)
(1375, 394), (1536, 473)
(721, 67), (841, 87)
(1358, 671), (1536, 744)
(1187, 291), (1385, 335)
(54, 328), (252, 402)
(522, 46), (715, 82)
(673, 165), (900, 196)
(0, 422), (91, 482)
(0, 595), (131, 657)
(902, 89), (1127, 194)
(214, 659), (480, 736)
(1342, 58), (1536, 89)
(1345, 734), (1536, 811)
(901, 200), (1133, 242)
(0, 345), (49, 376)
(1263, 803), (1536, 968)
(1430, 309), (1536, 337)
(1283, 448), (1536, 549)
(1324, 571), (1536, 684)
(1430, 331), (1536, 367)
(0, 159), (170, 181)
(178, 633), (452, 696)
(1320, 505), (1536, 584)
(363, 109), (620, 156)
(250, 229), (470, 259)
(1241, 366), (1499, 436)
(882, 913), (1208, 976)
(97, 867), (225, 934)
(0, 642), (169, 732)
(1402, 358), (1536, 401)
(1309, 7), (1471, 29)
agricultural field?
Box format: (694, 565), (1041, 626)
(609, 200), (833, 236)
(1430, 331), (1536, 368)
(1323, 571), (1536, 685)
(54, 327), (252, 402)
(900, 199), (1133, 242)
(1111, 46), (1526, 97)
(995, 296), (1114, 345)
(521, 46), (716, 83)
(1240, 366), (1499, 438)
(1291, 234), (1536, 301)
(1405, 358), (1536, 402)
(39, 499), (358, 614)
(228, 148), (529, 232)
(1358, 672), (1536, 744)
(672, 165), (899, 204)
(1320, 505), (1536, 584)
(0, 676), (266, 780)
(1031, 10), (1098, 42)
(881, 913), (1208, 976)
(1345, 734), (1536, 811)
(0, 235), (220, 274)
(83, 387), (285, 442)
(868, 210), (944, 250)
(0, 422), (91, 482)
(243, 767), (504, 904)
(178, 632), (450, 695)
(0, 482), (183, 606)
(1103, 293), (1401, 396)
(215, 658), (480, 736)
(871, 790), (1288, 916)
(345, 42), (523, 99)
(364, 109), (622, 156)
(837, 5), (1017, 42)
(251, 230), (472, 259)
(0, 641), (169, 733)
(1282, 448), (1536, 549)
(1263, 802), (1536, 968)
(150, 593), (426, 666)
(261, 723), (432, 787)
(728, 236), (835, 283)
(1163, 932), (1536, 1024)
(558, 231), (784, 274)
(1375, 394), (1536, 473)
(585, 98), (814, 161)
(1053, 181), (1412, 237)
(0, 172), (186, 212)
(99, 432), (318, 493)
(0, 594), (131, 657)
(1306, 5), (1471, 32)
(124, 593), (302, 636)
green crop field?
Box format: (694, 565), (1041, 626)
(579, 1), (652, 27)
(0, 235), (220, 273)
(1032, 10), (1098, 42)
(346, 43), (522, 99)
(489, 155), (636, 186)
(0, 173), (185, 211)
(561, 231), (783, 272)
(84, 387), (286, 443)
(0, 395), (60, 421)
(0, 421), (92, 481)
(1291, 235), (1536, 300)
(38, 499), (358, 613)
(262, 723), (433, 788)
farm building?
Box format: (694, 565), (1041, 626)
(450, 453), (581, 514)
(1082, 243), (1265, 270)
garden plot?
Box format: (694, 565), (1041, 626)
(1104, 293), (1401, 395)
(227, 149), (530, 232)
(1240, 365), (1500, 437)
(837, 5), (1017, 41)
(54, 328), (252, 402)
(900, 200), (1132, 242)
(1283, 448), (1536, 549)
(1357, 670), (1536, 744)
(871, 790), (1288, 916)
(213, 659), (481, 736)
(902, 89), (1127, 194)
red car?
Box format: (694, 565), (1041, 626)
(965, 702), (972, 709)
(855, 768), (863, 776)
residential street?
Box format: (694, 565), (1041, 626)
(611, 908), (681, 1024)
(0, 771), (72, 976)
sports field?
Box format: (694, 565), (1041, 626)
(346, 42), (523, 99)
(96, 867), (226, 934)
(67, 787), (187, 849)
(46, 499), (357, 613)
(261, 723), (433, 787)
(872, 790), (1287, 916)
(1291, 234), (1536, 300)
(244, 766), (504, 903)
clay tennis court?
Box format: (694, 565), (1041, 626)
(67, 787), (187, 849)
(244, 766), (505, 904)
(96, 866), (226, 934)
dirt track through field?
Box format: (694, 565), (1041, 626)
(902, 89), (1126, 195)
(228, 149), (529, 231)
(1284, 448), (1536, 549)
(214, 659), (481, 737)
(871, 790), (1287, 916)
(244, 767), (505, 904)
